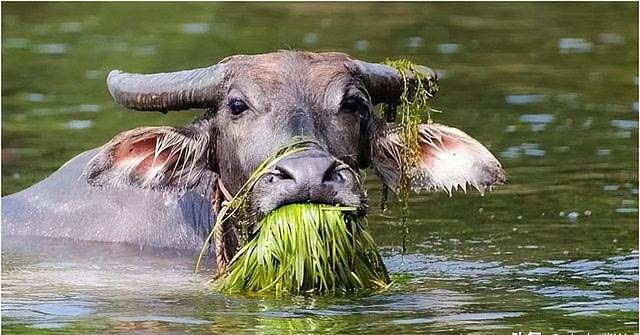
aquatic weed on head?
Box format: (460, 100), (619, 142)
(383, 59), (439, 253)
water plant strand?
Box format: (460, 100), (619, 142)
(383, 59), (439, 254)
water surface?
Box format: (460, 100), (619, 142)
(2, 3), (638, 334)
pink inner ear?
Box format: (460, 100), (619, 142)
(135, 150), (175, 176)
(412, 123), (504, 193)
(419, 134), (461, 167)
(112, 135), (176, 177)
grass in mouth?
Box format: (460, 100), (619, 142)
(194, 138), (390, 295)
(195, 137), (318, 275)
(214, 203), (390, 295)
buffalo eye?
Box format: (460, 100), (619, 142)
(341, 95), (368, 116)
(228, 98), (248, 116)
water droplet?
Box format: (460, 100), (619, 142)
(520, 114), (554, 123)
(506, 95), (546, 105)
(436, 43), (459, 54)
(517, 215), (523, 220)
(558, 38), (593, 54)
(406, 37), (423, 48)
(501, 146), (521, 159)
(615, 208), (638, 213)
(531, 124), (546, 132)
(303, 33), (318, 45)
(584, 210), (592, 216)
(610, 119), (637, 130)
(180, 23), (210, 35)
(524, 148), (545, 157)
(567, 211), (579, 221)
(79, 104), (101, 113)
(598, 32), (624, 45)
(60, 22), (83, 33)
(505, 125), (517, 133)
(33, 43), (67, 55)
(521, 142), (539, 149)
(559, 211), (565, 217)
(354, 40), (369, 51)
(65, 120), (93, 129)
(26, 93), (45, 102)
(597, 149), (611, 156)
(603, 185), (619, 191)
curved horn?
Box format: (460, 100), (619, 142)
(107, 64), (226, 112)
(354, 60), (439, 105)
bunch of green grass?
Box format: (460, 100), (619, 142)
(215, 203), (390, 294)
(195, 138), (318, 274)
(194, 138), (390, 294)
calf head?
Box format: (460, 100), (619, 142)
(85, 51), (504, 237)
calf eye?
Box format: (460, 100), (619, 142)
(228, 98), (248, 116)
(341, 96), (367, 116)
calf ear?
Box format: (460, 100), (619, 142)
(372, 123), (505, 195)
(83, 126), (212, 191)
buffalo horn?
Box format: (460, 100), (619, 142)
(354, 60), (439, 105)
(107, 64), (226, 112)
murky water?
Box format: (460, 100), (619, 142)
(2, 3), (638, 334)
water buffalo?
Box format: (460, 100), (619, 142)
(2, 51), (504, 264)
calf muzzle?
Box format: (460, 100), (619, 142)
(250, 149), (363, 217)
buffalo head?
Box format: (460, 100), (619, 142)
(84, 51), (504, 263)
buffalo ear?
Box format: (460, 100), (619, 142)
(372, 123), (505, 195)
(83, 126), (213, 191)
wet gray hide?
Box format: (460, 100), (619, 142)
(1, 149), (216, 251)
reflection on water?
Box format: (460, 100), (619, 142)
(2, 2), (638, 334)
(2, 236), (637, 333)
